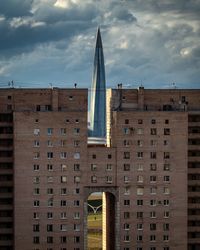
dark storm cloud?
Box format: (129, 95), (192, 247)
(0, 0), (33, 18)
(0, 1), (98, 57)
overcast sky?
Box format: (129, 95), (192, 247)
(0, 0), (199, 89)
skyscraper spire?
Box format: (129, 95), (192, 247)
(89, 28), (106, 142)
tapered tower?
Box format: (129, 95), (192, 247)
(89, 28), (106, 143)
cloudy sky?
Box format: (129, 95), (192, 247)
(0, 0), (199, 89)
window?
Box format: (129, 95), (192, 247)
(60, 128), (66, 135)
(34, 200), (40, 207)
(151, 128), (157, 135)
(137, 223), (143, 230)
(123, 128), (130, 135)
(91, 164), (97, 171)
(150, 211), (156, 218)
(125, 119), (129, 124)
(150, 223), (157, 230)
(60, 224), (67, 231)
(137, 175), (144, 183)
(108, 154), (112, 159)
(137, 200), (143, 206)
(61, 176), (67, 183)
(60, 152), (67, 159)
(164, 140), (169, 146)
(47, 212), (53, 219)
(137, 152), (143, 159)
(74, 128), (80, 135)
(150, 152), (157, 159)
(150, 140), (157, 146)
(7, 95), (12, 100)
(74, 212), (80, 219)
(164, 128), (170, 135)
(124, 186), (130, 195)
(69, 95), (73, 100)
(124, 200), (130, 206)
(124, 235), (130, 242)
(74, 152), (80, 159)
(74, 236), (80, 243)
(47, 128), (53, 135)
(47, 176), (53, 183)
(124, 164), (130, 171)
(124, 212), (130, 219)
(164, 187), (170, 194)
(65, 119), (69, 123)
(164, 247), (169, 250)
(61, 188), (67, 195)
(47, 188), (53, 195)
(164, 176), (170, 182)
(163, 235), (169, 241)
(60, 212), (67, 219)
(75, 119), (79, 123)
(137, 164), (143, 171)
(60, 140), (66, 147)
(33, 164), (39, 171)
(163, 223), (169, 231)
(48, 198), (53, 207)
(61, 164), (67, 171)
(92, 154), (96, 159)
(164, 164), (170, 171)
(33, 177), (40, 184)
(74, 224), (80, 231)
(106, 176), (113, 183)
(124, 139), (131, 146)
(91, 176), (97, 183)
(47, 224), (53, 232)
(47, 236), (53, 243)
(60, 236), (67, 243)
(47, 152), (53, 159)
(137, 128), (143, 135)
(107, 164), (112, 171)
(47, 164), (53, 171)
(74, 164), (80, 171)
(34, 152), (40, 159)
(150, 187), (157, 195)
(124, 176), (130, 183)
(74, 140), (80, 147)
(164, 152), (170, 159)
(151, 119), (156, 124)
(61, 200), (67, 207)
(150, 164), (157, 171)
(164, 211), (169, 218)
(150, 200), (156, 206)
(150, 235), (156, 241)
(74, 200), (80, 207)
(137, 235), (143, 242)
(124, 223), (130, 230)
(137, 140), (143, 147)
(150, 176), (156, 183)
(124, 152), (130, 159)
(138, 119), (143, 124)
(36, 105), (40, 111)
(163, 200), (169, 206)
(34, 140), (40, 147)
(74, 176), (80, 183)
(34, 188), (40, 195)
(33, 236), (40, 244)
(33, 224), (40, 232)
(137, 187), (144, 195)
(34, 129), (40, 135)
(137, 212), (143, 218)
(165, 119), (169, 124)
(33, 212), (39, 219)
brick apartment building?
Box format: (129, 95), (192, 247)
(0, 86), (200, 250)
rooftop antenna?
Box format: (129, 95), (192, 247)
(74, 83), (77, 88)
(172, 82), (176, 89)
